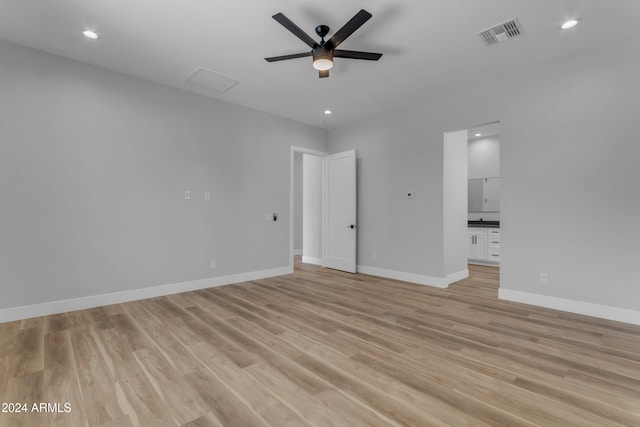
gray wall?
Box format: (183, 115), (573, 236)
(329, 113), (446, 277)
(329, 36), (640, 312)
(293, 152), (303, 254)
(0, 40), (327, 310)
(468, 135), (500, 180)
(443, 130), (468, 277)
(302, 154), (323, 262)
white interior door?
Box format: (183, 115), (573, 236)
(323, 150), (357, 273)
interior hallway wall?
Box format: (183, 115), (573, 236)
(302, 154), (323, 264)
(294, 152), (303, 254)
(443, 130), (468, 278)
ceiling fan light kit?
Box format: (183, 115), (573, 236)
(312, 25), (333, 70)
(265, 9), (382, 78)
(312, 51), (333, 71)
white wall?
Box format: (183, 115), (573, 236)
(0, 40), (328, 313)
(497, 37), (640, 318)
(329, 36), (640, 320)
(293, 153), (303, 254)
(329, 114), (446, 278)
(468, 136), (500, 179)
(443, 130), (468, 278)
(302, 154), (323, 264)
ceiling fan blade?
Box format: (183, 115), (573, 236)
(334, 50), (382, 60)
(319, 70), (329, 78)
(272, 13), (318, 49)
(265, 52), (312, 62)
(326, 9), (372, 49)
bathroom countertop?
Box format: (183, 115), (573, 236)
(468, 220), (500, 228)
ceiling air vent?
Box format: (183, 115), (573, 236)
(478, 18), (524, 46)
(185, 67), (240, 93)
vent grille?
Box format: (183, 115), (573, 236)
(185, 67), (240, 93)
(478, 18), (524, 46)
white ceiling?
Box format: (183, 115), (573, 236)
(1, 1), (639, 129)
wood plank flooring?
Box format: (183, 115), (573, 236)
(2, 259), (640, 426)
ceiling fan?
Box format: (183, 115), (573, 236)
(265, 9), (382, 78)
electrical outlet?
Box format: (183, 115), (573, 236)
(204, 191), (211, 201)
(210, 260), (217, 269)
(184, 191), (191, 200)
(539, 273), (548, 285)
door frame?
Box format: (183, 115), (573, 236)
(289, 146), (328, 272)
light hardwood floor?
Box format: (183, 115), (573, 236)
(1, 259), (640, 426)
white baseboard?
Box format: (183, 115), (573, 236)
(357, 265), (468, 288)
(293, 249), (303, 256)
(301, 256), (323, 266)
(499, 288), (640, 326)
(468, 260), (499, 267)
(0, 266), (291, 324)
(446, 268), (470, 285)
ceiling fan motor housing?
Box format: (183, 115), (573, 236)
(313, 45), (334, 68)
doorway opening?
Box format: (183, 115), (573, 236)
(466, 122), (501, 268)
(290, 147), (326, 272)
(289, 147), (358, 274)
(443, 121), (501, 286)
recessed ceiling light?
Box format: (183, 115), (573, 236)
(82, 30), (99, 40)
(560, 19), (580, 30)
(475, 133), (482, 137)
(324, 110), (332, 115)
